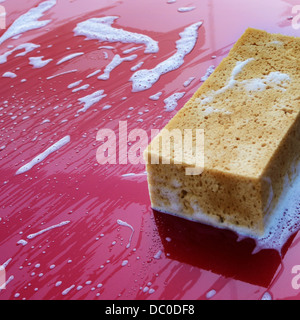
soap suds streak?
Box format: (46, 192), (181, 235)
(73, 16), (159, 54)
(26, 221), (70, 240)
(16, 136), (71, 175)
(178, 7), (196, 12)
(68, 80), (83, 89)
(72, 84), (90, 93)
(130, 22), (202, 92)
(56, 52), (84, 65)
(0, 43), (40, 64)
(77, 90), (107, 113)
(0, 0), (57, 45)
(117, 219), (134, 249)
(98, 54), (137, 80)
(46, 69), (77, 80)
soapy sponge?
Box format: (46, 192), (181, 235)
(144, 28), (300, 236)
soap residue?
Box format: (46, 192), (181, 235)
(164, 92), (185, 112)
(242, 72), (290, 92)
(98, 54), (137, 80)
(56, 52), (84, 65)
(200, 65), (215, 82)
(86, 69), (101, 78)
(130, 22), (202, 92)
(117, 219), (135, 249)
(72, 84), (90, 93)
(0, 43), (40, 64)
(73, 16), (159, 54)
(199, 59), (291, 108)
(26, 221), (70, 240)
(29, 56), (53, 68)
(0, 0), (57, 45)
(149, 92), (163, 101)
(199, 58), (254, 105)
(183, 76), (195, 87)
(47, 69), (77, 80)
(177, 7), (196, 12)
(2, 71), (17, 78)
(68, 80), (83, 89)
(16, 135), (71, 175)
(77, 90), (107, 113)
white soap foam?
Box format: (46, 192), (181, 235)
(121, 260), (129, 267)
(73, 16), (159, 54)
(158, 163), (300, 255)
(153, 250), (163, 259)
(149, 92), (162, 101)
(0, 0), (56, 45)
(178, 7), (196, 12)
(29, 56), (52, 68)
(242, 72), (290, 92)
(199, 58), (254, 105)
(206, 289), (217, 299)
(102, 105), (112, 111)
(68, 80), (82, 89)
(56, 52), (84, 65)
(200, 65), (215, 82)
(131, 61), (144, 72)
(47, 69), (77, 80)
(98, 54), (137, 80)
(16, 135), (70, 175)
(117, 219), (135, 249)
(130, 22), (202, 92)
(0, 43), (40, 64)
(27, 221), (70, 240)
(123, 46), (142, 54)
(2, 71), (17, 78)
(0, 275), (14, 291)
(163, 92), (185, 112)
(86, 69), (101, 78)
(72, 84), (90, 93)
(62, 284), (75, 296)
(183, 76), (195, 87)
(77, 90), (107, 114)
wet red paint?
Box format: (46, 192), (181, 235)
(0, 0), (300, 300)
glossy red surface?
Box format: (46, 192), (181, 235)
(0, 0), (300, 300)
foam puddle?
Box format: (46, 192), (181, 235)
(73, 16), (159, 54)
(246, 171), (300, 255)
(0, 0), (57, 45)
(130, 22), (202, 92)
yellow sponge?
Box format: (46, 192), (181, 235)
(144, 28), (300, 237)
